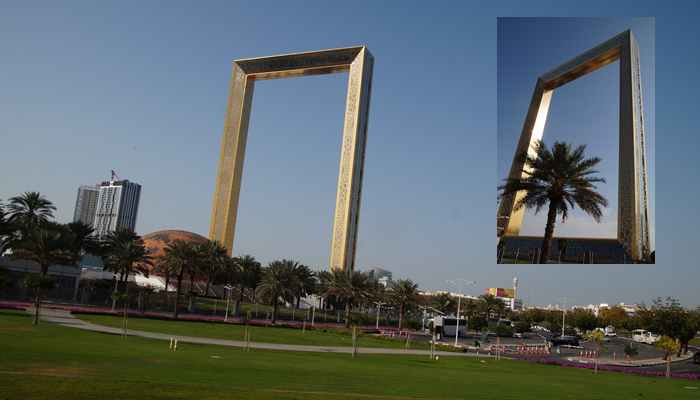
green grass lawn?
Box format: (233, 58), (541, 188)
(690, 338), (700, 346)
(1, 311), (696, 400)
(76, 313), (440, 351)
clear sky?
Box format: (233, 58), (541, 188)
(1, 1), (699, 308)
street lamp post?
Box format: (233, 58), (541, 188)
(454, 294), (462, 347)
(446, 279), (476, 347)
(561, 298), (567, 336)
(375, 301), (385, 330)
(224, 285), (233, 322)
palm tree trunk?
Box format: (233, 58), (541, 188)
(345, 302), (351, 328)
(271, 294), (278, 324)
(174, 271), (184, 319)
(205, 276), (211, 297)
(111, 274), (121, 311)
(164, 273), (171, 308)
(33, 287), (40, 325)
(539, 201), (558, 264)
(32, 266), (50, 325)
(235, 285), (244, 317)
(399, 304), (404, 331)
(186, 273), (192, 312)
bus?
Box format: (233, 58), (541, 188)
(429, 316), (467, 340)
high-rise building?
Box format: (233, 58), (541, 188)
(72, 185), (99, 226)
(93, 179), (142, 238)
(365, 267), (392, 287)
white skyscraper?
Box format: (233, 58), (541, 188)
(73, 185), (99, 226)
(93, 179), (142, 238)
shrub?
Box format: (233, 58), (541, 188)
(513, 321), (530, 333)
(495, 324), (514, 337)
(624, 342), (639, 357)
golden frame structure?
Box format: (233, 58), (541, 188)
(209, 47), (373, 271)
(497, 30), (651, 261)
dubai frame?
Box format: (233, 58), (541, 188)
(497, 30), (651, 261)
(209, 47), (373, 271)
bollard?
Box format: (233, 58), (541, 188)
(174, 339), (178, 351)
(169, 337), (174, 351)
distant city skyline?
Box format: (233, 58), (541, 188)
(1, 2), (699, 307)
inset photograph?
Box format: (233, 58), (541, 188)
(496, 18), (655, 264)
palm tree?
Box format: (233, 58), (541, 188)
(101, 229), (152, 311)
(234, 255), (261, 317)
(66, 221), (100, 258)
(6, 192), (56, 233)
(0, 200), (14, 255)
(292, 264), (316, 310)
(479, 294), (504, 320)
(462, 298), (479, 331)
(432, 293), (456, 315)
(163, 240), (200, 319)
(656, 336), (681, 378)
(389, 279), (419, 331)
(153, 257), (176, 305)
(10, 222), (79, 324)
(258, 260), (298, 324)
(499, 140), (608, 263)
(200, 240), (228, 297)
(322, 269), (372, 328)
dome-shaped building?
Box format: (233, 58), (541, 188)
(142, 230), (209, 273)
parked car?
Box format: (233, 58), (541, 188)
(604, 325), (617, 337)
(632, 329), (660, 344)
(693, 351), (700, 365)
(550, 335), (580, 347)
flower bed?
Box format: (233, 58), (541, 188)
(516, 355), (700, 380)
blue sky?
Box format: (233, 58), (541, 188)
(1, 1), (699, 307)
(498, 18), (655, 246)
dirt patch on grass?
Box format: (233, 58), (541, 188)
(0, 325), (34, 334)
(265, 389), (434, 400)
(0, 366), (93, 379)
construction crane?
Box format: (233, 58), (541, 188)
(110, 169), (120, 182)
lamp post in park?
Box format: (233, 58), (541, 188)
(223, 285), (233, 322)
(374, 301), (385, 330)
(446, 279), (476, 347)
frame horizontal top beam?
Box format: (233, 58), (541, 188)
(234, 46), (365, 80)
(540, 30), (630, 90)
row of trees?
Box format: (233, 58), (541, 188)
(510, 299), (700, 356)
(0, 192), (100, 324)
(428, 292), (510, 331)
(0, 192), (424, 329)
(156, 239), (423, 329)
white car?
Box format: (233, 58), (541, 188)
(632, 329), (659, 344)
(604, 325), (617, 337)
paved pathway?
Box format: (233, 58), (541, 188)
(34, 308), (485, 358)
